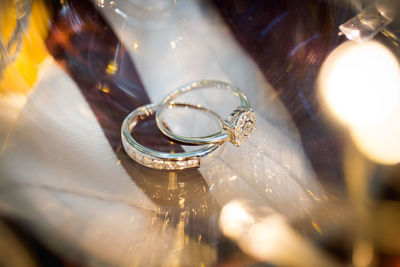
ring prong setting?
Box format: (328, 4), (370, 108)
(224, 107), (256, 146)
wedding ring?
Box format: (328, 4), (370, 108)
(121, 103), (225, 170)
(156, 80), (256, 146)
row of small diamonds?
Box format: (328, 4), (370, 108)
(122, 136), (200, 169)
(125, 147), (199, 170)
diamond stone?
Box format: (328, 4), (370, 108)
(153, 160), (163, 169)
(225, 107), (256, 146)
(176, 161), (187, 169)
(127, 152), (199, 170)
(165, 161), (176, 170)
(135, 154), (143, 162)
(242, 121), (253, 136)
(142, 157), (151, 166)
(187, 159), (199, 168)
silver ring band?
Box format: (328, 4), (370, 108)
(156, 80), (256, 147)
(121, 103), (225, 170)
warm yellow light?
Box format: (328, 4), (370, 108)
(245, 215), (290, 261)
(318, 41), (400, 127)
(0, 0), (51, 94)
(219, 201), (340, 266)
(319, 41), (400, 165)
(351, 104), (400, 164)
(106, 61), (118, 75)
(219, 201), (254, 240)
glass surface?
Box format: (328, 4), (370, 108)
(0, 0), (400, 266)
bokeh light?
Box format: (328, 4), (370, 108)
(219, 200), (340, 267)
(318, 40), (400, 127)
(318, 40), (400, 164)
(219, 200), (254, 240)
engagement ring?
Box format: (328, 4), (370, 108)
(156, 80), (256, 147)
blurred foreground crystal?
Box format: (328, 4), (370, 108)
(339, 1), (396, 42)
(219, 200), (341, 267)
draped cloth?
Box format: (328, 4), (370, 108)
(0, 0), (348, 265)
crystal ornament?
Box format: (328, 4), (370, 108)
(339, 3), (394, 43)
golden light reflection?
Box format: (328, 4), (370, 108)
(168, 172), (177, 190)
(179, 197), (185, 209)
(96, 82), (111, 93)
(312, 221), (323, 235)
(106, 61), (118, 75)
(318, 40), (400, 164)
(306, 189), (320, 201)
(352, 241), (374, 267)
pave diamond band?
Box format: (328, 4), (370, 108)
(156, 80), (256, 147)
(121, 103), (225, 170)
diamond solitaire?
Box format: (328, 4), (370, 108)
(224, 107), (256, 146)
(156, 80), (256, 147)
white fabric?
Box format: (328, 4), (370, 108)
(0, 1), (325, 265)
(99, 0), (324, 215)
